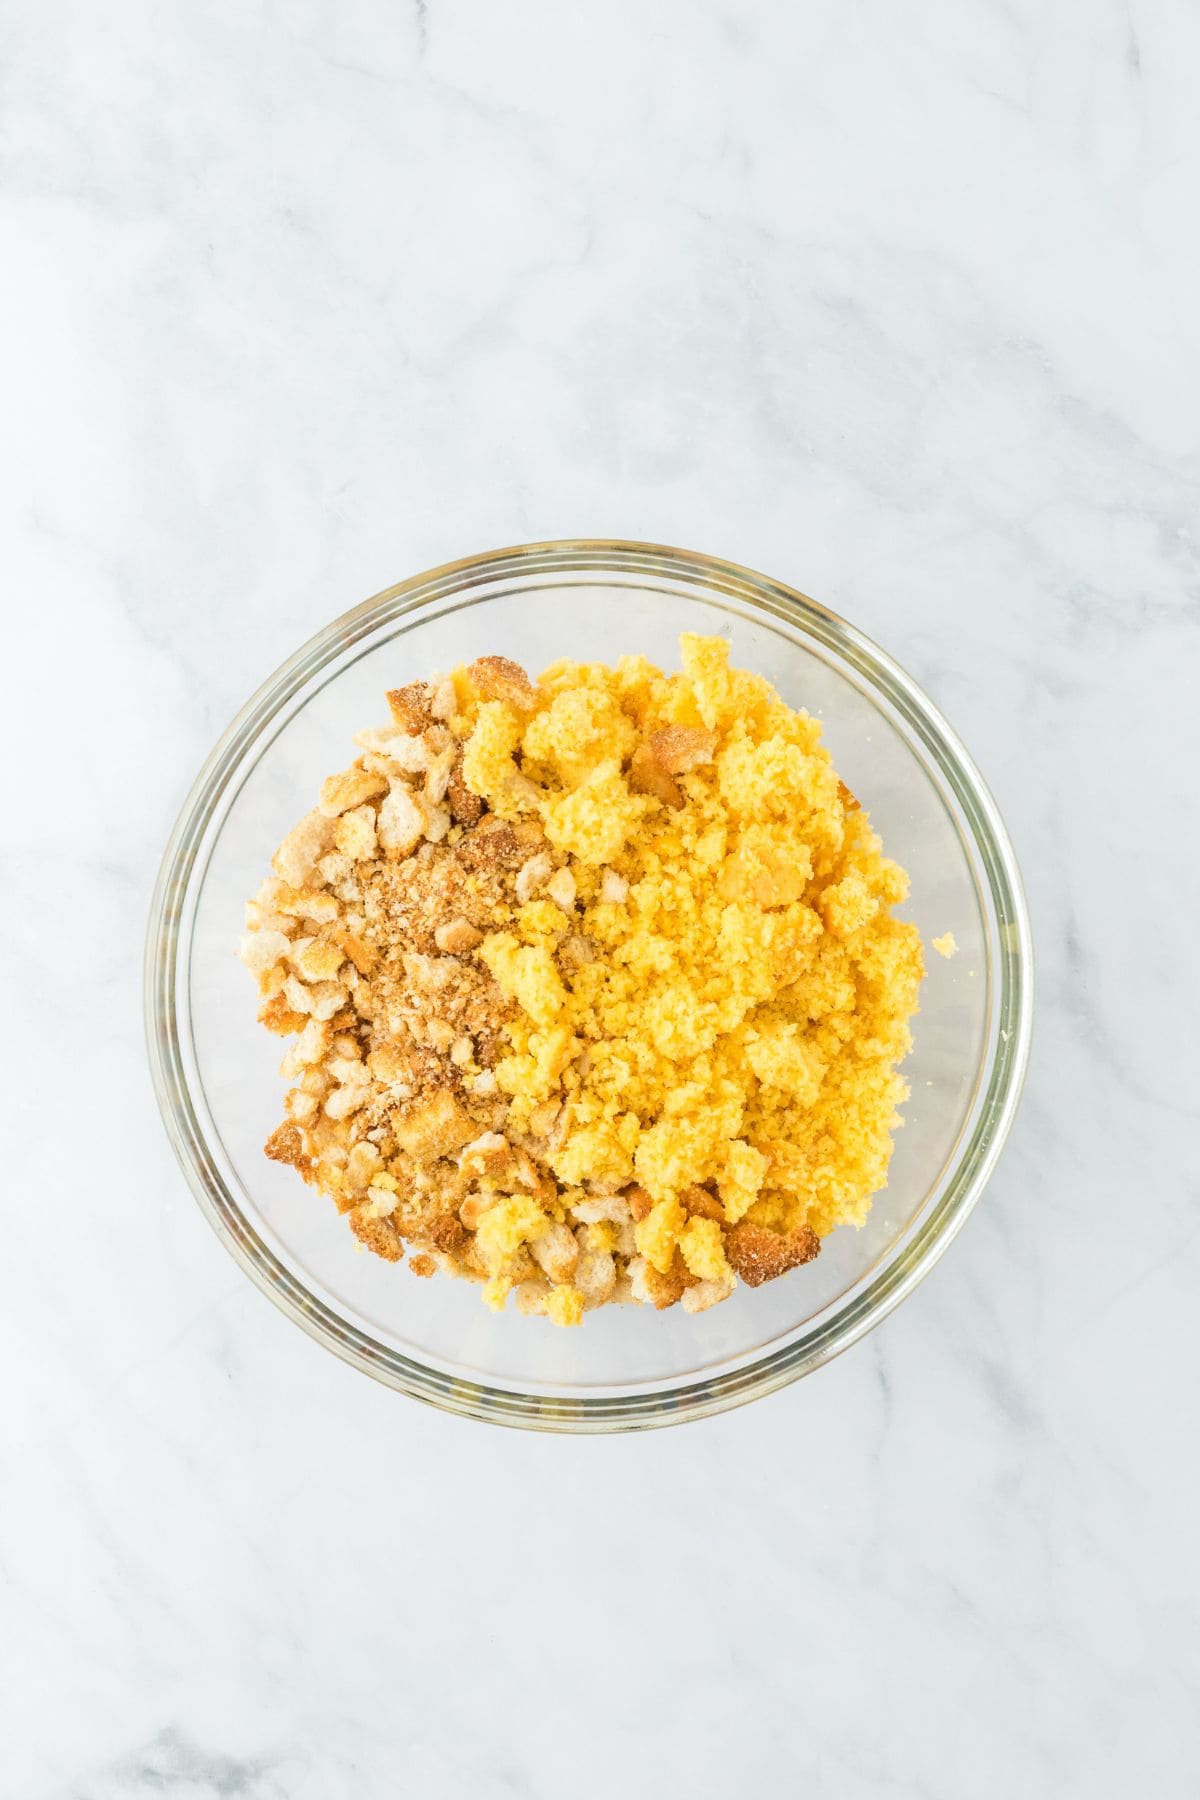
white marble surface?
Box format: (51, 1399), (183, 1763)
(4, 1), (1199, 1793)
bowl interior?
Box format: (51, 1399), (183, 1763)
(174, 560), (1000, 1407)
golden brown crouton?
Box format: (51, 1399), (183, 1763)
(628, 744), (684, 810)
(435, 916), (484, 954)
(318, 766), (389, 818)
(264, 1122), (311, 1174)
(386, 682), (433, 734)
(467, 654), (536, 712)
(258, 995), (308, 1036)
(349, 1206), (405, 1260)
(394, 1090), (476, 1159)
(399, 1212), (467, 1254)
(648, 724), (716, 774)
(625, 1185), (655, 1222)
(680, 1184), (725, 1223)
(724, 1223), (821, 1287)
(446, 760), (485, 825)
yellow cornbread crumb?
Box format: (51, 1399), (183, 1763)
(480, 633), (923, 1273)
(679, 1217), (732, 1283)
(545, 1286), (586, 1328)
(932, 931), (957, 959)
(475, 1195), (548, 1273)
(635, 1196), (689, 1274)
(482, 1276), (513, 1312)
(460, 701), (525, 815)
(539, 760), (651, 864)
(478, 934), (567, 1027)
(523, 685), (637, 785)
(718, 1141), (768, 1225)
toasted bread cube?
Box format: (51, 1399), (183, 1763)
(386, 682), (433, 734)
(724, 1223), (820, 1288)
(318, 765), (388, 818)
(467, 654), (536, 712)
(394, 1090), (475, 1159)
(647, 724), (716, 774)
(377, 784), (425, 856)
(272, 810), (335, 887)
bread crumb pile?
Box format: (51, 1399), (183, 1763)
(240, 636), (924, 1324)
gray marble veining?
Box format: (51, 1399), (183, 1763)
(3, 1), (1198, 1795)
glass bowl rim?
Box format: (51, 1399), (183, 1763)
(144, 538), (1033, 1433)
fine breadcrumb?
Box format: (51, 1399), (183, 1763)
(932, 931), (958, 959)
(240, 637), (924, 1324)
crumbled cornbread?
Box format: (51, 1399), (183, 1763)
(932, 931), (957, 959)
(240, 636), (923, 1324)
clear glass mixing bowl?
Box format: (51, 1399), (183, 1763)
(145, 541), (1032, 1431)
